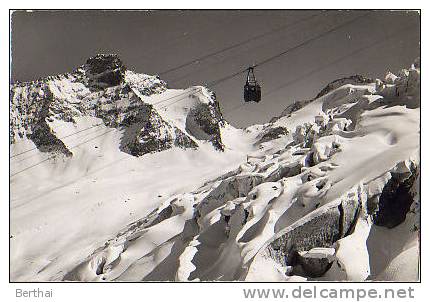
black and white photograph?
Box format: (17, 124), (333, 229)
(5, 4), (425, 299)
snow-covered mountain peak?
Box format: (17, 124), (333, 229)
(10, 54), (227, 159)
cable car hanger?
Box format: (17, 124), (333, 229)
(244, 66), (261, 103)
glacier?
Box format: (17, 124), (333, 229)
(10, 55), (420, 282)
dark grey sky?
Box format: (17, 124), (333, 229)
(11, 10), (420, 127)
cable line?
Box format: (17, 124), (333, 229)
(10, 13), (373, 175)
(158, 13), (320, 76)
(12, 126), (110, 164)
(222, 24), (415, 118)
(11, 128), (116, 177)
(253, 13), (369, 68)
(10, 123), (104, 158)
(207, 13), (370, 89)
(10, 88), (198, 159)
(264, 24), (417, 98)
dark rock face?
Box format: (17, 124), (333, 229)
(173, 128), (198, 149)
(10, 82), (47, 144)
(110, 91), (197, 157)
(256, 126), (289, 144)
(265, 191), (361, 270)
(186, 90), (225, 151)
(268, 206), (341, 268)
(293, 247), (336, 278)
(84, 54), (126, 90)
(86, 54), (124, 74)
(121, 110), (197, 156)
(370, 168), (418, 228)
(92, 85), (146, 127)
(30, 121), (73, 157)
(10, 83), (73, 156)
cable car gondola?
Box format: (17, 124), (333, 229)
(244, 67), (261, 103)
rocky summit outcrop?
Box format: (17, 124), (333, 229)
(10, 54), (227, 157)
(81, 54), (127, 90)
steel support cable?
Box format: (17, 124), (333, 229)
(10, 89), (201, 175)
(10, 87), (199, 160)
(158, 13), (320, 76)
(253, 13), (370, 68)
(205, 13), (369, 89)
(11, 87), (199, 159)
(264, 24), (417, 98)
(10, 13), (372, 175)
(10, 123), (105, 158)
(167, 13), (337, 86)
(12, 126), (110, 164)
(114, 13), (370, 110)
(222, 24), (416, 119)
(11, 128), (116, 177)
(147, 14), (370, 113)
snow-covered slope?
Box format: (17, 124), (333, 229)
(10, 56), (420, 282)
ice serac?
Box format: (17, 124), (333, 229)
(315, 74), (374, 99)
(10, 54), (231, 158)
(269, 75), (373, 124)
(10, 58), (420, 282)
(252, 61), (420, 282)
